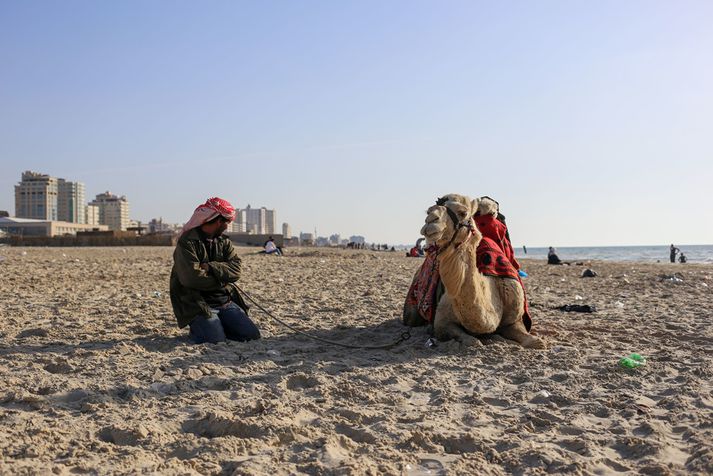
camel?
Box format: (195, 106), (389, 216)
(403, 194), (544, 349)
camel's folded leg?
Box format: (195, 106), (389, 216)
(497, 321), (545, 349)
(433, 295), (483, 347)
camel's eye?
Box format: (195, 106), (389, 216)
(458, 210), (467, 218)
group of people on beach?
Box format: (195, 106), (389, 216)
(670, 244), (687, 263)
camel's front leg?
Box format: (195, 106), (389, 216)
(433, 294), (482, 347)
(498, 321), (545, 349)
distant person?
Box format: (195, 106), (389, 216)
(670, 244), (680, 263)
(523, 245), (527, 254)
(169, 197), (260, 344)
(264, 236), (282, 256)
(679, 252), (687, 264)
(547, 246), (562, 265)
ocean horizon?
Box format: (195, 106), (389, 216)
(513, 244), (713, 264)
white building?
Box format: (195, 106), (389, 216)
(0, 216), (107, 237)
(90, 191), (130, 231)
(282, 222), (291, 239)
(14, 171), (59, 221)
(244, 205), (265, 234)
(232, 209), (247, 233)
(349, 235), (366, 244)
(264, 209), (277, 235)
(85, 204), (100, 225)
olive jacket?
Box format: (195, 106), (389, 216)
(169, 228), (248, 328)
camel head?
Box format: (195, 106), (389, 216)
(420, 194), (481, 249)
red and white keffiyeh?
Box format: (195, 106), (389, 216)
(178, 197), (236, 238)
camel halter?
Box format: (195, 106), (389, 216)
(435, 196), (476, 250)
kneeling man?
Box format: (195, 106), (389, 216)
(170, 197), (260, 344)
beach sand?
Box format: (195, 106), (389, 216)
(1, 246), (712, 475)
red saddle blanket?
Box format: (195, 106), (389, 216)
(405, 215), (531, 331)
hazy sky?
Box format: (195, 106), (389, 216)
(1, 1), (711, 246)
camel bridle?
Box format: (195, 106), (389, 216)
(435, 196), (476, 250)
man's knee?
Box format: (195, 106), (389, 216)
(189, 315), (226, 344)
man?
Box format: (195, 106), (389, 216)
(670, 244), (680, 263)
(170, 197), (260, 344)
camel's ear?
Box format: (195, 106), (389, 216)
(471, 198), (480, 215)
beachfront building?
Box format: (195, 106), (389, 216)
(349, 235), (366, 244)
(244, 205), (264, 234)
(57, 179), (86, 224)
(85, 204), (100, 225)
(264, 209), (277, 235)
(90, 191), (130, 231)
(0, 217), (108, 237)
(238, 205), (277, 235)
(147, 218), (177, 234)
(300, 232), (314, 246)
(329, 234), (341, 246)
(14, 171), (59, 221)
(282, 222), (291, 239)
(231, 209), (247, 233)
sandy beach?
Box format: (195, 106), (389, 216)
(1, 246), (712, 475)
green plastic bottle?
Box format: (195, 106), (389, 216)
(619, 353), (646, 369)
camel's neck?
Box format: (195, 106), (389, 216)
(438, 238), (492, 317)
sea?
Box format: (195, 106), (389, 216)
(514, 245), (713, 264)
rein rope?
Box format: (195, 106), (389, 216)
(230, 283), (412, 350)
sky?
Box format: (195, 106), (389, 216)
(1, 1), (712, 247)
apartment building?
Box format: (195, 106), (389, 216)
(57, 179), (86, 224)
(90, 191), (130, 231)
(14, 171), (59, 220)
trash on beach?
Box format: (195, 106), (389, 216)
(538, 390), (551, 398)
(581, 268), (597, 278)
(152, 291), (162, 298)
(558, 304), (596, 313)
(574, 295), (583, 300)
(660, 273), (684, 283)
(266, 349), (281, 357)
(425, 337), (438, 348)
(614, 301), (625, 309)
(21, 251), (27, 256)
(518, 269), (528, 278)
(619, 353), (646, 369)
(135, 293), (142, 298)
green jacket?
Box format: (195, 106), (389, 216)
(169, 228), (248, 328)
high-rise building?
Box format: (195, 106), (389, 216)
(232, 209), (247, 233)
(244, 205), (265, 234)
(264, 208), (277, 235)
(90, 191), (130, 231)
(86, 204), (100, 226)
(14, 171), (59, 220)
(57, 179), (86, 224)
(233, 205), (278, 234)
(282, 222), (291, 239)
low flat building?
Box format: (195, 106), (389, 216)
(0, 217), (108, 237)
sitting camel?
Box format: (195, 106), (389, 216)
(403, 194), (544, 349)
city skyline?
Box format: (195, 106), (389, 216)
(7, 169), (373, 244)
(1, 2), (712, 246)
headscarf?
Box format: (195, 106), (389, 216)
(178, 197), (236, 238)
